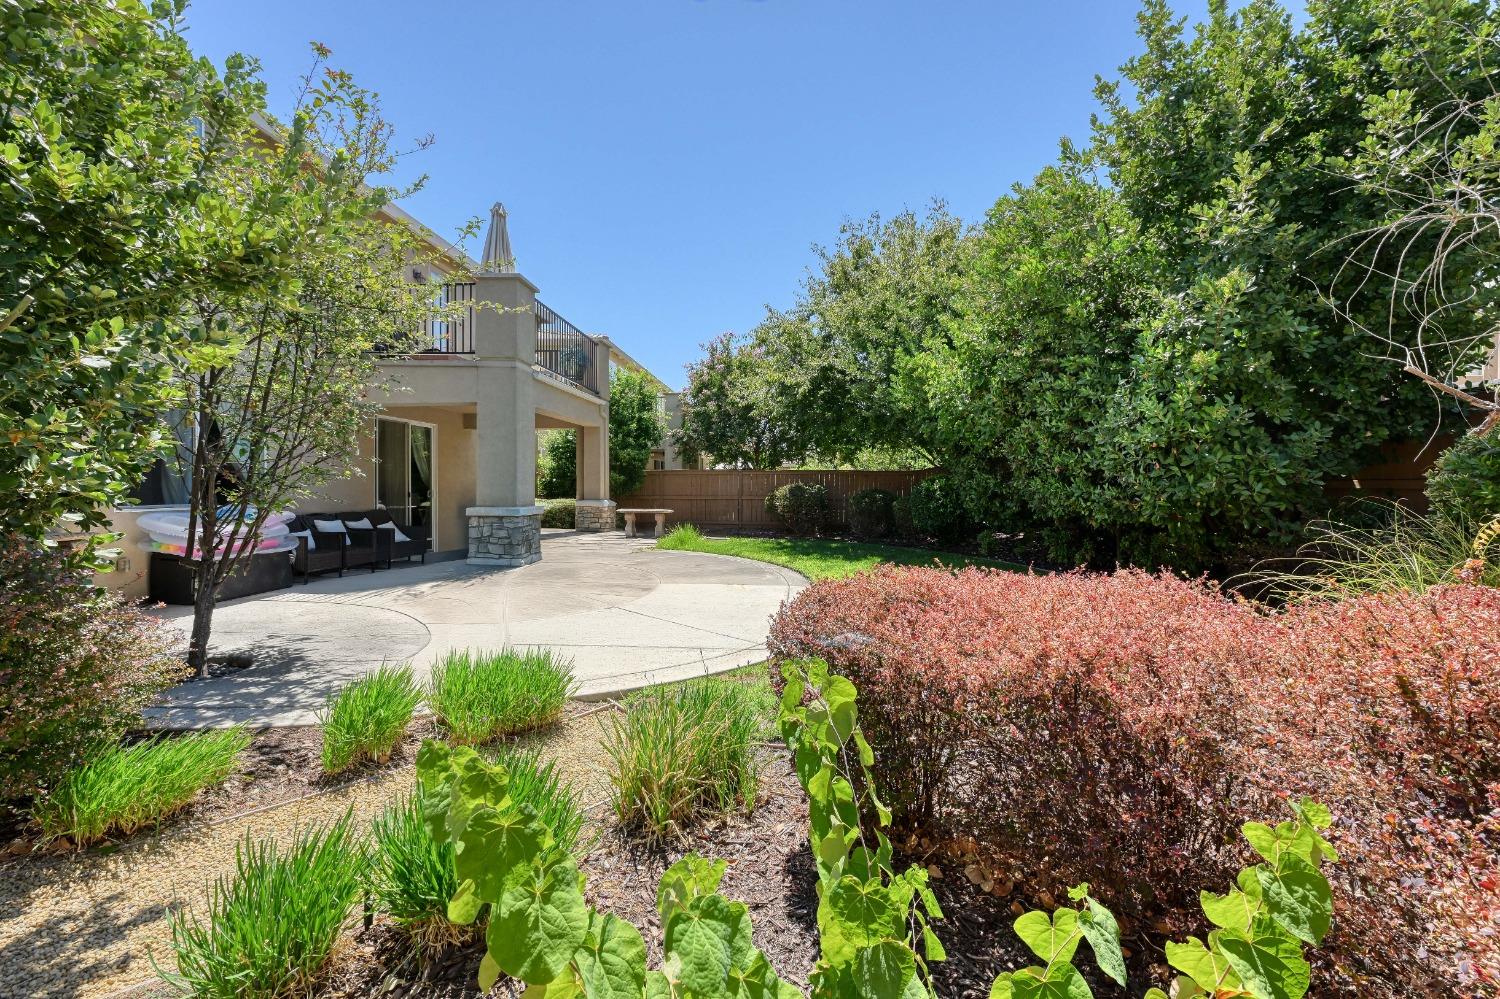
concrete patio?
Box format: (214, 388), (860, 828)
(147, 530), (805, 728)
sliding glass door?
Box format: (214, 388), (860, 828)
(375, 418), (434, 531)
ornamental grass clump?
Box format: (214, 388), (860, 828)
(489, 746), (586, 855)
(166, 813), (365, 999)
(34, 728), (248, 846)
(369, 789), (467, 948)
(769, 565), (1500, 996)
(603, 677), (762, 837)
(657, 522), (706, 550)
(427, 647), (574, 745)
(318, 663), (422, 774)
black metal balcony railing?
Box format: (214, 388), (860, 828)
(419, 281), (475, 353)
(534, 299), (599, 394)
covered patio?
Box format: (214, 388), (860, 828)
(145, 530), (806, 727)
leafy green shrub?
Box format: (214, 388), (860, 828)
(371, 748), (580, 952)
(319, 664), (421, 775)
(0, 539), (182, 812)
(540, 498), (576, 529)
(1427, 430), (1500, 527)
(417, 742), (800, 998)
(34, 728), (248, 846)
(763, 482), (829, 535)
(891, 494), (915, 537)
(427, 648), (575, 745)
(602, 677), (761, 836)
(846, 487), (897, 539)
(906, 475), (968, 541)
(166, 813), (366, 998)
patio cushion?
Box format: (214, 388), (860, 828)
(377, 522), (411, 543)
(345, 517), (375, 529)
(313, 518), (348, 534)
(289, 529), (315, 550)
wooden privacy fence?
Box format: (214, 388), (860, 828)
(616, 469), (936, 531)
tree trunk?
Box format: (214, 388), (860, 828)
(187, 566), (218, 678)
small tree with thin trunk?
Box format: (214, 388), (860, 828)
(172, 50), (464, 675)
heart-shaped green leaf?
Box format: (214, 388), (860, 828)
(455, 805), (543, 903)
(1255, 853), (1332, 945)
(664, 894), (752, 996)
(490, 857), (591, 984)
(1165, 936), (1241, 994)
(574, 911), (648, 999)
(1215, 915), (1311, 999)
(1013, 907), (1081, 965)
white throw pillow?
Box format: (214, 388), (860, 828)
(313, 519), (348, 534)
(289, 529), (314, 551)
(377, 522), (411, 543)
(345, 517), (374, 530)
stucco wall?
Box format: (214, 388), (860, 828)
(93, 510), (153, 600)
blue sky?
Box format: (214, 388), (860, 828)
(182, 0), (1220, 389)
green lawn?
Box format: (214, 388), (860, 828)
(655, 524), (1026, 582)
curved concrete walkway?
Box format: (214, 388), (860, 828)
(147, 530), (806, 728)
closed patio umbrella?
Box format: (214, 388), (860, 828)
(481, 201), (515, 274)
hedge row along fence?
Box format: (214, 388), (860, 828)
(615, 469), (934, 532)
(768, 566), (1500, 998)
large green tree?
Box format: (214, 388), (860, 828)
(1065, 0), (1495, 563)
(755, 0), (1498, 567)
(0, 0), (287, 542)
(676, 332), (806, 469)
(752, 207), (971, 465)
(906, 166), (1164, 561)
(608, 368), (667, 497)
(535, 368), (666, 498)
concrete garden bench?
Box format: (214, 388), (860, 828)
(618, 508), (673, 539)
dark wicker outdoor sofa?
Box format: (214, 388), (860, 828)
(286, 510), (431, 583)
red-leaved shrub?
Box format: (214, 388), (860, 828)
(769, 566), (1500, 997)
(0, 539), (182, 814)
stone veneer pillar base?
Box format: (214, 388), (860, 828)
(574, 499), (617, 533)
(466, 506), (544, 566)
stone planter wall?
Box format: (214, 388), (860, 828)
(574, 499), (617, 533)
(466, 506), (544, 567)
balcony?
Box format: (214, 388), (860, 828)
(403, 284), (601, 397)
(535, 299), (600, 395)
(417, 281), (476, 354)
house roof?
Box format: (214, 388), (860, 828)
(593, 336), (670, 393)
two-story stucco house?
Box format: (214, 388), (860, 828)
(96, 197), (663, 599)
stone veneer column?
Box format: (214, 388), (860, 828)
(574, 498), (617, 532)
(466, 506), (544, 567)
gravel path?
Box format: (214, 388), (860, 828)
(0, 709), (616, 999)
